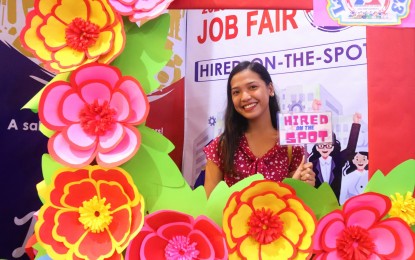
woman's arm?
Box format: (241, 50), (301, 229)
(204, 160), (224, 198)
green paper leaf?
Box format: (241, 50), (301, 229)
(205, 174), (264, 226)
(282, 179), (341, 220)
(150, 181), (208, 218)
(121, 143), (209, 217)
(41, 153), (65, 186)
(137, 125), (174, 153)
(21, 72), (70, 113)
(122, 16), (136, 33)
(365, 159), (415, 197)
(121, 143), (184, 209)
(111, 13), (172, 94)
(39, 122), (54, 138)
(33, 242), (48, 260)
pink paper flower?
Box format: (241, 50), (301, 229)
(109, 0), (174, 23)
(126, 210), (228, 260)
(39, 63), (149, 168)
(313, 192), (415, 260)
(35, 166), (145, 259)
(20, 0), (125, 73)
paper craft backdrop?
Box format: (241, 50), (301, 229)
(1, 0), (414, 259)
(182, 9), (369, 187)
(0, 5), (186, 259)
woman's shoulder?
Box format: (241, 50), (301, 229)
(205, 135), (221, 150)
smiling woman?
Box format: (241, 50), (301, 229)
(203, 61), (316, 197)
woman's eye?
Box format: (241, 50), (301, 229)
(232, 90), (239, 96)
(250, 85), (258, 90)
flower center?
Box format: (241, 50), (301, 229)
(66, 17), (100, 51)
(248, 207), (283, 245)
(336, 225), (376, 260)
(78, 196), (112, 233)
(79, 100), (116, 136)
(164, 235), (199, 260)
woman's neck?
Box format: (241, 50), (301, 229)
(246, 109), (275, 135)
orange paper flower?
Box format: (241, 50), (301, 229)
(20, 0), (125, 73)
(35, 166), (144, 260)
(223, 180), (317, 260)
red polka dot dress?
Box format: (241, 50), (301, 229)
(203, 135), (304, 186)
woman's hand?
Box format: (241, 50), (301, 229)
(292, 156), (316, 186)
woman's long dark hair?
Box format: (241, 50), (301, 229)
(220, 61), (280, 175)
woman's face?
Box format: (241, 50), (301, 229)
(230, 69), (273, 121)
(353, 153), (368, 171)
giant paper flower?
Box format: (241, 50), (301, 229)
(35, 166), (145, 260)
(109, 0), (174, 23)
(125, 210), (228, 260)
(20, 0), (125, 73)
(223, 180), (316, 260)
(39, 63), (149, 168)
(313, 192), (415, 259)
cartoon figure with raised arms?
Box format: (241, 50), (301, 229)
(339, 151), (369, 204)
(308, 100), (361, 201)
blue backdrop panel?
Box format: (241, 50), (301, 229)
(0, 42), (51, 259)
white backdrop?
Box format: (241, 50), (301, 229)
(183, 9), (368, 186)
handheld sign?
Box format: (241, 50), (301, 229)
(278, 111), (333, 145)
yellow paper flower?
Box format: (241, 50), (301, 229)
(223, 180), (317, 260)
(20, 0), (125, 73)
(389, 192), (415, 226)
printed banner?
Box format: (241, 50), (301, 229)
(184, 9), (369, 203)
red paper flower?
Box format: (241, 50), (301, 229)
(313, 192), (415, 259)
(38, 63), (149, 168)
(20, 0), (125, 73)
(223, 180), (316, 259)
(125, 210), (228, 260)
(35, 166), (145, 260)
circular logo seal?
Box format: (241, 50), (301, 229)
(303, 10), (351, 32)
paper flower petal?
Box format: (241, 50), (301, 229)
(49, 133), (96, 167)
(39, 83), (72, 129)
(110, 92), (131, 122)
(72, 62), (121, 87)
(64, 124), (97, 150)
(343, 192), (390, 217)
(96, 125), (139, 167)
(98, 122), (125, 152)
(80, 82), (112, 104)
(118, 78), (150, 123)
(61, 93), (84, 123)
